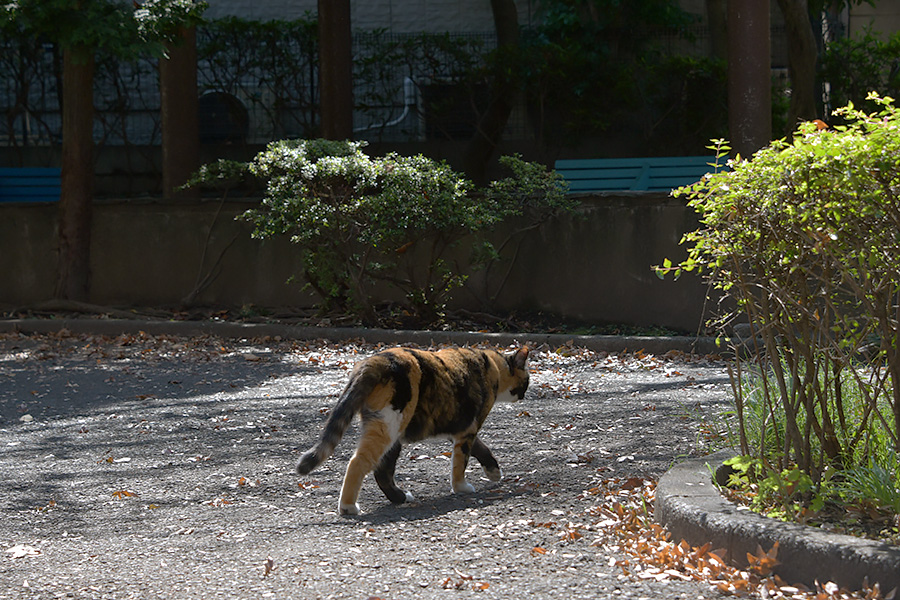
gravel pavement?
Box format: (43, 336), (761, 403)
(0, 329), (734, 599)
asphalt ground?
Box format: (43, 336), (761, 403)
(0, 324), (734, 600)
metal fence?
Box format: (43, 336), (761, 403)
(0, 23), (739, 152)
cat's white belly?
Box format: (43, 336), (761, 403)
(378, 407), (404, 440)
(495, 389), (519, 403)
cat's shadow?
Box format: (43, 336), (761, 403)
(345, 482), (529, 525)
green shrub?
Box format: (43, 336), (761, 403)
(659, 95), (900, 491)
(821, 30), (900, 116)
(191, 140), (574, 326)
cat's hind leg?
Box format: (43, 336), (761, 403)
(373, 441), (415, 504)
(339, 415), (397, 515)
(450, 434), (477, 494)
(471, 436), (502, 482)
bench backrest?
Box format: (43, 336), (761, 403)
(554, 156), (720, 192)
(0, 167), (62, 203)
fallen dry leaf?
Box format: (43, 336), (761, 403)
(746, 542), (780, 576)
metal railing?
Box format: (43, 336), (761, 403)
(0, 24), (728, 151)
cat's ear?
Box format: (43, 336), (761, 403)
(511, 346), (529, 370)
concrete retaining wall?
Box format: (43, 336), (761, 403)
(0, 193), (709, 331)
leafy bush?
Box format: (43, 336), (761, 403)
(821, 30), (900, 116)
(192, 140), (574, 326)
(659, 96), (900, 493)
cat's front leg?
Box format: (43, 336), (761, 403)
(450, 434), (476, 494)
(471, 436), (502, 482)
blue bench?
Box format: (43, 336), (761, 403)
(554, 156), (720, 193)
(0, 167), (62, 203)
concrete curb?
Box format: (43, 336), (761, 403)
(655, 450), (900, 593)
(0, 318), (723, 355)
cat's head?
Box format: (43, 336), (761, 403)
(501, 346), (529, 401)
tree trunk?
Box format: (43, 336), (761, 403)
(160, 26), (199, 199)
(318, 0), (353, 140)
(463, 0), (520, 185)
(727, 0), (772, 158)
(776, 0), (820, 132)
(55, 45), (94, 302)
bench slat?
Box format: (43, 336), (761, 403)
(0, 176), (63, 186)
(561, 169), (640, 179)
(566, 179), (639, 191)
(0, 167), (61, 175)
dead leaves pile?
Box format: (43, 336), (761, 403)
(0, 329), (232, 363)
(0, 329), (371, 366)
(581, 478), (895, 600)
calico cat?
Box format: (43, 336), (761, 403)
(296, 345), (530, 515)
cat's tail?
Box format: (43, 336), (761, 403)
(296, 368), (380, 475)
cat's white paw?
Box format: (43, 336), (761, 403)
(452, 481), (476, 494)
(484, 467), (502, 482)
(339, 502), (360, 515)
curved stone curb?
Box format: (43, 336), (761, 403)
(655, 450), (900, 593)
(0, 318), (721, 355)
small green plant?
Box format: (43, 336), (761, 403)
(721, 455), (833, 522)
(838, 451), (900, 514)
(189, 140), (573, 326)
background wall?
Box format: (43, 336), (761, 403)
(848, 4), (900, 37)
(204, 0), (538, 33)
(0, 194), (709, 332)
